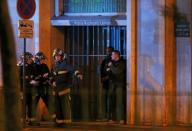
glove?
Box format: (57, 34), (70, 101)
(52, 82), (56, 87)
(77, 74), (83, 80)
(20, 92), (23, 100)
(43, 73), (49, 78)
(30, 80), (39, 86)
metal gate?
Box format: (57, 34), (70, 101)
(64, 26), (126, 121)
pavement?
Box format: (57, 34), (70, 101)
(23, 121), (192, 131)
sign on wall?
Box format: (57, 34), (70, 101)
(18, 20), (34, 38)
(175, 22), (190, 37)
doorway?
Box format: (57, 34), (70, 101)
(63, 26), (126, 121)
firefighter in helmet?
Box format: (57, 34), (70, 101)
(51, 48), (82, 126)
(18, 52), (39, 125)
(31, 51), (53, 122)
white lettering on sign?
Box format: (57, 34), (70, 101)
(175, 22), (190, 37)
(70, 20), (111, 25)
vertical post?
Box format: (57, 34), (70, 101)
(164, 0), (176, 126)
(129, 0), (138, 125)
(190, 0), (192, 124)
(55, 0), (59, 16)
(72, 26), (75, 66)
(191, 0), (192, 125)
(59, 0), (64, 15)
(22, 38), (26, 127)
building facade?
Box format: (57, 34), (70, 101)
(6, 0), (192, 126)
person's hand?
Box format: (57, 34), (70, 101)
(20, 92), (23, 100)
(77, 74), (83, 80)
(108, 62), (112, 67)
(43, 73), (49, 78)
(52, 82), (56, 87)
(106, 67), (111, 72)
(30, 80), (39, 86)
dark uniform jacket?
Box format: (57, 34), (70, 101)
(18, 63), (36, 93)
(109, 59), (126, 85)
(52, 61), (75, 93)
(34, 63), (50, 94)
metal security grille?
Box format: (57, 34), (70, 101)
(64, 26), (126, 120)
(63, 0), (126, 13)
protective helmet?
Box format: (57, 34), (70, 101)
(35, 51), (46, 61)
(25, 52), (33, 60)
(20, 52), (33, 61)
(52, 48), (64, 58)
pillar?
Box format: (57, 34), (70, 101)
(164, 0), (177, 126)
(39, 0), (64, 68)
(128, 0), (138, 125)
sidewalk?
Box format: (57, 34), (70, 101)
(24, 121), (192, 131)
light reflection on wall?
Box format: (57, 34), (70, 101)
(7, 0), (39, 61)
(137, 0), (164, 125)
(176, 0), (192, 124)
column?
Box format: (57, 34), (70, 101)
(164, 0), (177, 126)
(39, 0), (64, 68)
(126, 0), (138, 125)
(55, 0), (59, 16)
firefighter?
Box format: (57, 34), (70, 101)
(51, 48), (82, 126)
(31, 51), (53, 121)
(18, 52), (39, 125)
